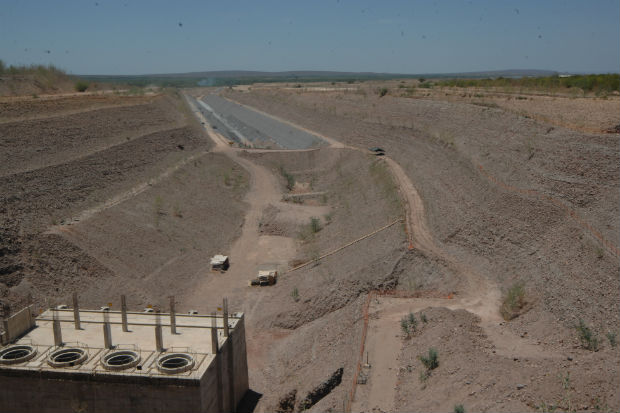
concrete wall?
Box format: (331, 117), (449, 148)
(0, 372), (202, 413)
(231, 314), (249, 409)
(0, 314), (249, 413)
(1, 306), (35, 345)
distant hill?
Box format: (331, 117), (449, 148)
(78, 69), (560, 88)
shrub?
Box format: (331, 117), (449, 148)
(291, 287), (300, 302)
(421, 313), (428, 323)
(606, 332), (617, 348)
(400, 317), (410, 335)
(576, 319), (599, 351)
(419, 370), (430, 383)
(419, 348), (439, 370)
(379, 87), (388, 97)
(74, 81), (89, 92)
(279, 166), (295, 191)
(400, 312), (418, 337)
(500, 282), (526, 320)
(454, 405), (465, 413)
(408, 312), (417, 330)
(310, 217), (321, 233)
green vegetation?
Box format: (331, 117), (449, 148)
(0, 60), (70, 89)
(310, 217), (322, 233)
(76, 72), (417, 88)
(419, 348), (439, 370)
(279, 166), (295, 191)
(607, 332), (617, 348)
(454, 404), (465, 413)
(74, 81), (89, 92)
(291, 287), (300, 302)
(0, 60), (65, 77)
(297, 217), (322, 242)
(379, 87), (388, 97)
(400, 312), (418, 337)
(420, 313), (428, 323)
(437, 74), (619, 94)
(500, 281), (526, 320)
(576, 319), (599, 351)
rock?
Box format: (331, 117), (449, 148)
(567, 356), (573, 361)
(517, 384), (526, 390)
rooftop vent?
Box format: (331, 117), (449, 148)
(156, 353), (195, 374)
(101, 350), (141, 371)
(47, 347), (88, 368)
(0, 345), (38, 365)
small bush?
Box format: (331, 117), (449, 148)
(421, 313), (428, 323)
(400, 317), (410, 335)
(379, 87), (388, 97)
(279, 166), (295, 191)
(576, 319), (599, 351)
(454, 405), (465, 413)
(310, 217), (321, 233)
(500, 282), (526, 320)
(400, 312), (418, 337)
(74, 81), (89, 92)
(606, 332), (617, 347)
(419, 370), (430, 383)
(419, 348), (439, 370)
(408, 312), (417, 330)
(291, 287), (300, 302)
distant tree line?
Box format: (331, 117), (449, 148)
(437, 74), (619, 94)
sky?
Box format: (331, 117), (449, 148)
(0, 0), (618, 75)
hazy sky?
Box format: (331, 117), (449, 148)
(1, 0), (618, 75)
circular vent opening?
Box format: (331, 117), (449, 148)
(101, 350), (141, 371)
(156, 353), (195, 374)
(0, 345), (37, 365)
(47, 347), (88, 367)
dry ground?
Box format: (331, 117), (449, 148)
(222, 84), (620, 412)
(0, 92), (249, 311)
(1, 81), (618, 413)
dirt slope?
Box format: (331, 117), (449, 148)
(0, 93), (248, 312)
(222, 86), (620, 412)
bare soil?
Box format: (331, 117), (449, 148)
(222, 85), (620, 411)
(1, 82), (618, 413)
(0, 92), (248, 312)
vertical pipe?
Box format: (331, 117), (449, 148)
(155, 310), (163, 352)
(103, 311), (112, 349)
(210, 312), (219, 354)
(121, 295), (129, 332)
(169, 296), (176, 335)
(72, 292), (81, 330)
(52, 309), (62, 347)
(223, 298), (229, 337)
(212, 312), (224, 413)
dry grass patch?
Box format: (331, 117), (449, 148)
(500, 281), (527, 320)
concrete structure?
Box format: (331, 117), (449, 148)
(0, 297), (248, 413)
